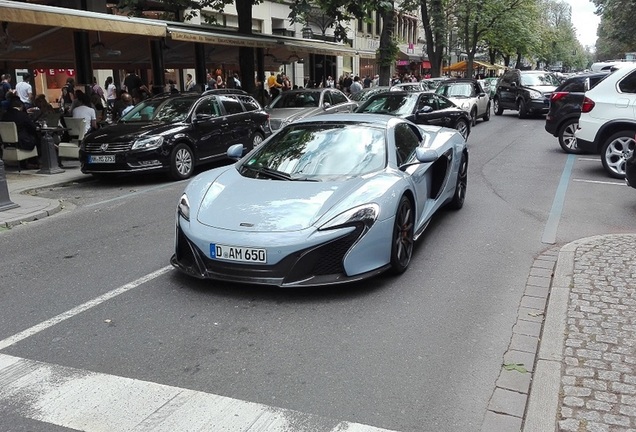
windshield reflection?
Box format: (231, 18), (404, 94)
(240, 123), (387, 181)
(120, 97), (197, 122)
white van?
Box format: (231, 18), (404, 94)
(590, 60), (636, 72)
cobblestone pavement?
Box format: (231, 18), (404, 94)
(558, 235), (636, 431)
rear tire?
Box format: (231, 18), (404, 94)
(448, 153), (468, 210)
(389, 196), (414, 275)
(170, 143), (194, 180)
(470, 108), (477, 127)
(601, 130), (636, 179)
(493, 97), (503, 115)
(558, 119), (583, 154)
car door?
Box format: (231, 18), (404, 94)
(190, 96), (227, 161)
(497, 71), (517, 109)
(474, 81), (489, 116)
(218, 95), (251, 146)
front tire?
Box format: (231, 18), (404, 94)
(517, 99), (527, 119)
(601, 130), (636, 179)
(389, 196), (414, 275)
(170, 143), (194, 180)
(483, 103), (491, 121)
(250, 132), (264, 150)
(454, 119), (469, 140)
(493, 97), (503, 115)
(448, 153), (468, 210)
(558, 119), (583, 154)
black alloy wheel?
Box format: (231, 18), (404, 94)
(390, 196), (415, 274)
(558, 119), (583, 154)
(170, 143), (194, 180)
(454, 119), (469, 140)
(517, 99), (527, 119)
(448, 153), (468, 210)
(493, 98), (503, 115)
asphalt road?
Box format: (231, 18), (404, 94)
(1, 111), (635, 431)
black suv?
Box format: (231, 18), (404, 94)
(80, 92), (271, 180)
(544, 72), (607, 153)
(493, 70), (561, 118)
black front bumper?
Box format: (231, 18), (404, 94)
(576, 138), (598, 154)
(79, 147), (170, 174)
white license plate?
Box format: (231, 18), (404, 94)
(89, 155), (116, 163)
(211, 244), (267, 263)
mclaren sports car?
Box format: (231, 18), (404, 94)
(171, 114), (468, 287)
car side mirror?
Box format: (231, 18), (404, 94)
(415, 148), (438, 163)
(416, 106), (433, 119)
(227, 144), (245, 160)
(193, 113), (213, 124)
(479, 92), (486, 97)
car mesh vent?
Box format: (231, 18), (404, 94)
(312, 229), (361, 275)
(84, 141), (133, 152)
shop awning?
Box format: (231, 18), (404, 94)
(0, 0), (166, 37)
(443, 60), (506, 72)
(168, 27), (279, 49)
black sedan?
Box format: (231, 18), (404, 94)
(79, 92), (271, 180)
(355, 91), (470, 139)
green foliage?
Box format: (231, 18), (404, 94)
(593, 0), (636, 54)
(376, 38), (400, 67)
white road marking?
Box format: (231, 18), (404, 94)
(0, 353), (398, 432)
(572, 178), (626, 186)
(0, 266), (173, 350)
(577, 157), (601, 162)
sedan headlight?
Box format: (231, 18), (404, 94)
(528, 90), (542, 99)
(319, 204), (380, 232)
(132, 136), (164, 150)
(178, 193), (190, 221)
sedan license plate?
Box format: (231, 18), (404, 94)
(88, 154), (115, 164)
(211, 244), (266, 263)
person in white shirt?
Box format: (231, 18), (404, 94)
(349, 76), (363, 94)
(71, 91), (97, 134)
(15, 73), (33, 108)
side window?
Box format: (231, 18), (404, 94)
(322, 91), (333, 105)
(500, 73), (512, 86)
(618, 71), (636, 93)
(436, 95), (452, 110)
(218, 95), (243, 114)
(394, 123), (421, 166)
(237, 96), (260, 111)
(418, 94), (438, 111)
(195, 98), (221, 116)
(330, 90), (348, 105)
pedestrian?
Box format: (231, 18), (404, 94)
(123, 70), (143, 95)
(326, 76), (334, 88)
(15, 73), (33, 109)
(185, 73), (195, 91)
(71, 91), (97, 135)
(363, 75), (372, 88)
(349, 76), (363, 95)
(59, 78), (75, 115)
(343, 72), (353, 94)
(267, 72), (281, 99)
(0, 73), (14, 113)
(92, 77), (106, 105)
(206, 73), (217, 91)
(105, 76), (117, 108)
(372, 74), (379, 87)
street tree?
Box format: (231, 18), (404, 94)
(592, 0), (636, 53)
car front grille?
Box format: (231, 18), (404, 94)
(84, 141), (133, 153)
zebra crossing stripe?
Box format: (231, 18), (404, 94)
(0, 354), (398, 432)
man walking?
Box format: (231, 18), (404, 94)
(15, 73), (33, 109)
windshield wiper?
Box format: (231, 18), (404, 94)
(243, 165), (292, 181)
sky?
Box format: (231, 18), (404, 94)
(566, 0), (601, 48)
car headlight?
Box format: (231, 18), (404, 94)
(177, 193), (190, 221)
(319, 203), (380, 232)
(461, 102), (470, 110)
(528, 90), (542, 99)
(132, 136), (164, 150)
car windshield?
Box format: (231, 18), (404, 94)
(520, 73), (561, 87)
(269, 91), (322, 108)
(239, 123), (386, 181)
(356, 94), (417, 116)
(436, 83), (473, 98)
(120, 97), (196, 123)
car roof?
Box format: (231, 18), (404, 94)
(439, 78), (478, 84)
(291, 113), (401, 127)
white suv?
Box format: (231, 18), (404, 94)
(575, 63), (636, 178)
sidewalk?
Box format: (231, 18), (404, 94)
(0, 160), (89, 229)
(481, 234), (636, 432)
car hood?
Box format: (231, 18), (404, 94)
(84, 122), (185, 142)
(266, 107), (321, 122)
(195, 167), (379, 232)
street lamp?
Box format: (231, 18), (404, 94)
(301, 27), (313, 39)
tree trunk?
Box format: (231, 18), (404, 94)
(236, 0), (255, 94)
(420, 0), (446, 78)
(378, 4), (394, 86)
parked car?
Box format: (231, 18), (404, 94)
(171, 114), (468, 286)
(266, 88), (357, 131)
(435, 78), (490, 125)
(422, 77), (449, 90)
(575, 63), (636, 178)
(79, 92), (271, 180)
(493, 69), (560, 118)
(480, 77), (499, 99)
(355, 91), (471, 139)
(544, 72), (608, 154)
(348, 86), (392, 106)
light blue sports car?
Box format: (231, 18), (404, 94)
(171, 114), (468, 287)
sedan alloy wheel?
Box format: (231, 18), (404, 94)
(171, 144), (194, 180)
(558, 119), (583, 154)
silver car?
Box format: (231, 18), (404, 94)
(435, 78), (491, 126)
(266, 88), (357, 131)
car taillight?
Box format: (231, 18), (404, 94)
(550, 91), (568, 102)
(581, 97), (595, 113)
